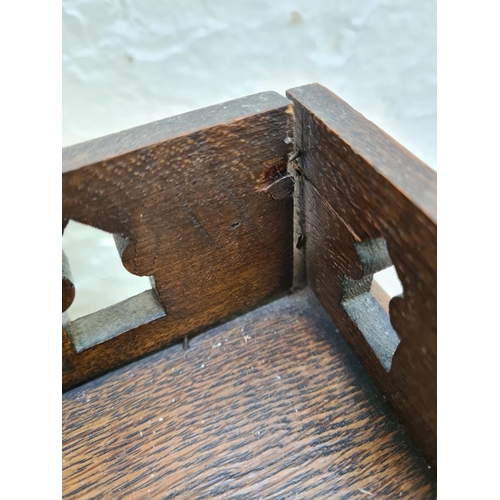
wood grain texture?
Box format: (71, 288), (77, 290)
(63, 289), (435, 499)
(286, 84), (437, 468)
(62, 92), (294, 390)
(70, 290), (166, 352)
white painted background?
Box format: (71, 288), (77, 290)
(62, 0), (436, 319)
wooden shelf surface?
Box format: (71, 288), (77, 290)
(63, 289), (435, 499)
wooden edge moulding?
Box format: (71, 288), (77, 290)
(62, 84), (437, 470)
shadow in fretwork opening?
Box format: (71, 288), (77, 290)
(341, 238), (403, 372)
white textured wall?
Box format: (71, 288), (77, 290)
(62, 0), (436, 318)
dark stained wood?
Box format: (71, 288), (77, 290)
(62, 251), (75, 313)
(63, 290), (435, 499)
(62, 84), (437, 494)
(62, 318), (76, 374)
(259, 172), (295, 200)
(62, 252), (77, 373)
(286, 84), (437, 468)
(62, 92), (294, 390)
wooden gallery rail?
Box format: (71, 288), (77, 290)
(62, 83), (437, 499)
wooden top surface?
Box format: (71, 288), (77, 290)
(62, 91), (291, 173)
(63, 289), (434, 499)
(287, 84), (436, 223)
